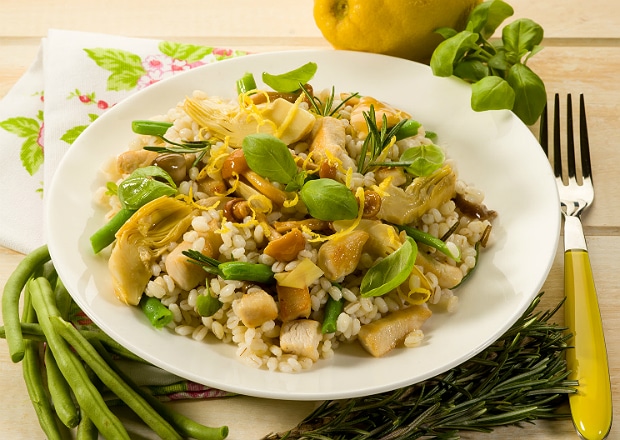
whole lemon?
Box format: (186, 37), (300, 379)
(314, 0), (481, 63)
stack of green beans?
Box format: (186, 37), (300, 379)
(1, 245), (229, 440)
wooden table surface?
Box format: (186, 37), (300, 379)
(1, 1), (618, 438)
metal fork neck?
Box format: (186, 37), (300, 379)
(563, 215), (588, 251)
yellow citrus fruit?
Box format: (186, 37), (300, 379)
(314, 0), (481, 63)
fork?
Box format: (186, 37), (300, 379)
(540, 94), (613, 440)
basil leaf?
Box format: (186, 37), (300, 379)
(300, 178), (358, 221)
(453, 59), (490, 82)
(466, 0), (514, 38)
(129, 165), (176, 187)
(471, 76), (515, 112)
(262, 62), (318, 93)
(502, 18), (544, 62)
(400, 144), (445, 177)
(430, 31), (479, 77)
(506, 63), (547, 125)
(118, 177), (177, 210)
(242, 133), (298, 185)
(360, 237), (418, 297)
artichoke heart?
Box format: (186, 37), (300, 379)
(108, 196), (194, 305)
(377, 164), (456, 225)
(184, 95), (315, 146)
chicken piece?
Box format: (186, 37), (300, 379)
(317, 230), (370, 281)
(358, 304), (432, 357)
(416, 253), (463, 289)
(277, 285), (311, 322)
(280, 319), (322, 361)
(349, 96), (410, 136)
(309, 116), (355, 170)
(165, 241), (206, 291)
(263, 228), (306, 262)
(232, 289), (278, 328)
(117, 149), (159, 175)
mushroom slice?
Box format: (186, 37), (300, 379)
(280, 319), (322, 361)
(232, 289), (278, 328)
(358, 304), (432, 357)
(276, 285), (311, 322)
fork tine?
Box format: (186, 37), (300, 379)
(566, 94), (577, 181)
(552, 94), (562, 179)
(539, 99), (548, 156)
(579, 94), (593, 182)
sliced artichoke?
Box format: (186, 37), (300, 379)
(108, 196), (194, 305)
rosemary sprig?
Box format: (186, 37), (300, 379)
(301, 85), (359, 117)
(144, 139), (211, 166)
(357, 106), (408, 174)
(263, 293), (576, 440)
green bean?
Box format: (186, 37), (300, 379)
(50, 315), (183, 440)
(397, 224), (461, 262)
(140, 296), (174, 329)
(322, 296), (344, 334)
(91, 340), (229, 440)
(54, 278), (73, 321)
(236, 72), (257, 95)
(29, 276), (131, 440)
(183, 249), (275, 283)
(44, 348), (80, 428)
(131, 120), (173, 136)
(76, 413), (98, 440)
(0, 322), (46, 341)
(21, 282), (66, 440)
(89, 207), (135, 253)
(2, 244), (50, 362)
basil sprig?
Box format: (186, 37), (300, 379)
(430, 0), (546, 125)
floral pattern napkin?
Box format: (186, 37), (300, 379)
(0, 28), (248, 398)
(0, 28), (246, 255)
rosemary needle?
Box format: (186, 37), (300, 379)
(263, 293), (576, 440)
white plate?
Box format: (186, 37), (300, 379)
(46, 50), (560, 400)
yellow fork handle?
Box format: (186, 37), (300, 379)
(565, 249), (613, 440)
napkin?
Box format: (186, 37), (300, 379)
(0, 28), (248, 398)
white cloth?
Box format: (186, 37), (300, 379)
(0, 29), (246, 254)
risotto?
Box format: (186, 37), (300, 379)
(93, 64), (495, 372)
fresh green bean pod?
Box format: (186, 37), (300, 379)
(29, 277), (131, 440)
(76, 413), (98, 440)
(50, 316), (183, 440)
(2, 244), (50, 362)
(91, 340), (229, 440)
(0, 322), (46, 341)
(21, 284), (66, 440)
(44, 347), (80, 428)
(322, 296), (344, 334)
(395, 119), (422, 140)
